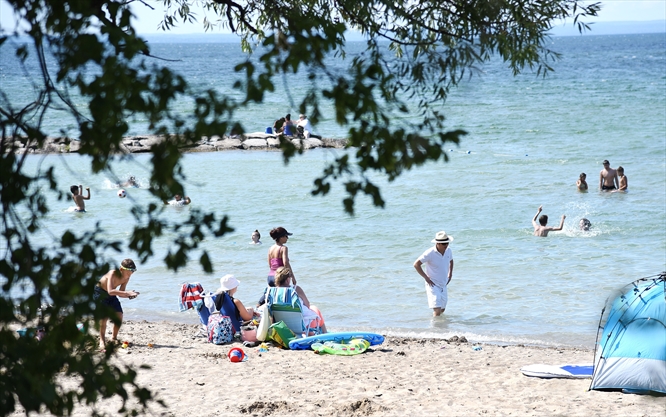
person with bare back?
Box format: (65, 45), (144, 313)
(532, 205), (566, 237)
(93, 259), (140, 350)
(266, 227), (295, 287)
(70, 185), (90, 212)
(611, 166), (628, 193)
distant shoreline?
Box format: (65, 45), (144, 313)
(137, 21), (666, 41)
(4, 133), (348, 155)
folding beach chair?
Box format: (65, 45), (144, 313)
(264, 287), (323, 338)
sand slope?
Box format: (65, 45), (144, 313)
(13, 320), (665, 416)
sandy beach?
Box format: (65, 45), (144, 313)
(18, 320), (664, 417)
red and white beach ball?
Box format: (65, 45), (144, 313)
(117, 189), (127, 198)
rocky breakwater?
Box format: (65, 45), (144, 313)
(4, 133), (347, 154)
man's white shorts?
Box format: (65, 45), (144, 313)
(424, 283), (448, 309)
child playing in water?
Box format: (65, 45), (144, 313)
(70, 185), (91, 212)
(250, 230), (262, 245)
(576, 173), (588, 191)
(612, 167), (628, 192)
(532, 205), (566, 237)
(167, 194), (191, 206)
(120, 176), (139, 188)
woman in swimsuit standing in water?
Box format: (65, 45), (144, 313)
(267, 227), (296, 287)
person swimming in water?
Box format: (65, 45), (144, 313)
(579, 218), (591, 231)
(167, 194), (191, 206)
(576, 173), (588, 191)
(120, 176), (139, 188)
(611, 166), (628, 193)
(599, 160), (619, 191)
(532, 205), (566, 237)
(70, 184), (91, 212)
(250, 229), (262, 245)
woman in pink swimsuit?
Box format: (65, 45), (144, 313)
(267, 227), (297, 287)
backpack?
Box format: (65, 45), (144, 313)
(207, 314), (235, 345)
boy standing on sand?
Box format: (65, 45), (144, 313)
(532, 205), (566, 237)
(70, 185), (90, 212)
(413, 231), (454, 317)
(93, 259), (140, 350)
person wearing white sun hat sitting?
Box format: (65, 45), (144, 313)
(214, 274), (258, 332)
(413, 231), (454, 317)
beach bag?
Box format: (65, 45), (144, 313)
(256, 302), (272, 342)
(207, 314), (234, 345)
(241, 324), (258, 343)
(267, 321), (295, 349)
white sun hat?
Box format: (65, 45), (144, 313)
(431, 231), (454, 244)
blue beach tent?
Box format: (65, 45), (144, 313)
(589, 273), (666, 394)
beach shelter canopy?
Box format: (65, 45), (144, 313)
(590, 273), (666, 394)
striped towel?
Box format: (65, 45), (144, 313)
(266, 287), (302, 310)
(179, 283), (205, 312)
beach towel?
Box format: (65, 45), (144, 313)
(179, 283), (205, 312)
(521, 364), (594, 379)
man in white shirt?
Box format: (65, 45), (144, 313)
(413, 231), (454, 317)
(296, 114), (314, 139)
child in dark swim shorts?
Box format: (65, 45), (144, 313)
(93, 286), (123, 313)
(95, 259), (140, 350)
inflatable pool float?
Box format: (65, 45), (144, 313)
(288, 331), (384, 350)
(312, 339), (370, 356)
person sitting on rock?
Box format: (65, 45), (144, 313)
(283, 114), (295, 136)
(273, 117), (286, 134)
(296, 114), (322, 139)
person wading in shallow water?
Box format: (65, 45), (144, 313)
(413, 231), (454, 317)
(532, 205), (566, 237)
(266, 227), (295, 287)
(599, 160), (619, 191)
(70, 184), (90, 212)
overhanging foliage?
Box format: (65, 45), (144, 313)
(0, 0), (598, 415)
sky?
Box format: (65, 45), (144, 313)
(1, 0), (665, 35)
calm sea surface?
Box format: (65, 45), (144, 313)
(2, 33), (665, 348)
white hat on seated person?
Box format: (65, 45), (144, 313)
(431, 231), (453, 244)
(217, 274), (240, 292)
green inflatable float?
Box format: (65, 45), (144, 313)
(311, 338), (370, 356)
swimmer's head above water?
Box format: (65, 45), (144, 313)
(579, 218), (591, 231)
(538, 214), (548, 226)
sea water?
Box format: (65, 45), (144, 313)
(2, 33), (665, 348)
